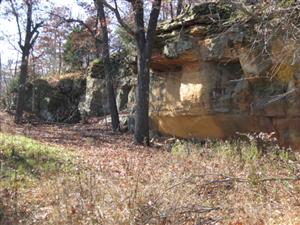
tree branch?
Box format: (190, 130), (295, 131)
(30, 30), (40, 49)
(8, 0), (23, 48)
(50, 12), (95, 37)
(30, 21), (44, 38)
(146, 0), (162, 57)
(93, 0), (100, 35)
(0, 31), (22, 54)
(99, 0), (135, 37)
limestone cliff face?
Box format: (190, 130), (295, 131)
(150, 2), (300, 150)
(79, 56), (136, 118)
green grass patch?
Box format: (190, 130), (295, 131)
(0, 133), (74, 189)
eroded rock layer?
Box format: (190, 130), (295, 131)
(150, 2), (300, 150)
(79, 56), (136, 118)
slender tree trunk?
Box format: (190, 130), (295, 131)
(15, 50), (29, 123)
(0, 53), (2, 99)
(177, 0), (184, 16)
(58, 41), (62, 75)
(95, 37), (102, 59)
(135, 47), (150, 144)
(14, 2), (41, 123)
(53, 32), (57, 74)
(102, 0), (161, 144)
(14, 53), (19, 78)
(129, 0), (161, 145)
(132, 0), (148, 144)
(170, 2), (174, 19)
(97, 0), (120, 131)
(162, 2), (166, 20)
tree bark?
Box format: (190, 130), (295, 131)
(13, 1), (42, 123)
(95, 37), (102, 59)
(96, 0), (120, 131)
(170, 2), (174, 19)
(135, 47), (150, 144)
(0, 53), (2, 99)
(14, 53), (19, 77)
(15, 2), (33, 123)
(15, 50), (30, 123)
(100, 0), (161, 144)
(132, 0), (161, 145)
(58, 41), (62, 75)
(176, 0), (184, 16)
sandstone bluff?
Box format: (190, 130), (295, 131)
(149, 2), (300, 150)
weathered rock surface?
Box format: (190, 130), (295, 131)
(79, 57), (136, 118)
(150, 2), (300, 150)
(17, 77), (86, 122)
(79, 76), (108, 117)
(6, 55), (136, 123)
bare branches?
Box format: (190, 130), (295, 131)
(8, 0), (22, 48)
(29, 30), (39, 49)
(98, 0), (135, 37)
(31, 21), (43, 35)
(176, 0), (184, 16)
(29, 21), (44, 48)
(7, 0), (43, 53)
(49, 11), (95, 37)
(146, 0), (162, 57)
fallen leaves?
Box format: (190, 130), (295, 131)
(0, 112), (299, 224)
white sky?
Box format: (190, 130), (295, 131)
(0, 0), (89, 64)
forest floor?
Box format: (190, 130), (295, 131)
(0, 111), (300, 225)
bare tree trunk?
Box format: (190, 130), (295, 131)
(101, 0), (161, 144)
(0, 53), (2, 99)
(58, 41), (62, 75)
(170, 2), (174, 19)
(15, 50), (29, 123)
(95, 37), (102, 59)
(13, 1), (43, 123)
(96, 0), (120, 131)
(135, 46), (150, 144)
(14, 53), (19, 77)
(15, 2), (33, 123)
(133, 0), (161, 145)
(177, 0), (184, 16)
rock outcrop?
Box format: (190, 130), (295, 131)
(78, 60), (109, 117)
(14, 77), (86, 122)
(150, 2), (300, 150)
(79, 57), (136, 118)
(5, 54), (136, 123)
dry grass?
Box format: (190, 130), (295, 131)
(0, 112), (299, 225)
(43, 71), (84, 85)
(27, 144), (299, 225)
